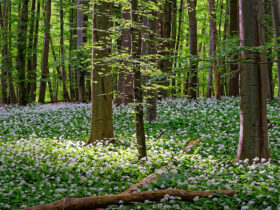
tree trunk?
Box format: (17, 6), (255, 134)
(271, 0), (280, 101)
(76, 0), (85, 102)
(228, 0), (239, 96)
(87, 0), (114, 144)
(60, 0), (70, 101)
(30, 0), (40, 102)
(187, 0), (198, 99)
(132, 0), (147, 159)
(115, 9), (134, 105)
(175, 0), (184, 59)
(16, 0), (29, 105)
(208, 0), (221, 100)
(142, 1), (158, 123)
(160, 0), (172, 98)
(236, 0), (270, 162)
(26, 0), (36, 103)
(38, 0), (52, 103)
(171, 0), (177, 97)
(0, 0), (8, 104)
(68, 0), (76, 101)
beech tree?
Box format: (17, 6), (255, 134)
(187, 0), (198, 99)
(38, 0), (52, 103)
(87, 0), (114, 144)
(16, 0), (29, 105)
(131, 0), (147, 159)
(236, 0), (270, 161)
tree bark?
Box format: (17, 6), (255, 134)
(160, 0), (172, 98)
(132, 0), (147, 159)
(24, 189), (236, 210)
(115, 9), (134, 105)
(236, 0), (270, 161)
(68, 0), (76, 101)
(187, 0), (198, 99)
(87, 0), (114, 144)
(208, 0), (221, 100)
(26, 0), (36, 103)
(228, 0), (239, 96)
(1, 0), (8, 104)
(16, 0), (29, 105)
(38, 0), (52, 103)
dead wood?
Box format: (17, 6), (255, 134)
(24, 189), (236, 210)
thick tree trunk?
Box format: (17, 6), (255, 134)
(60, 0), (70, 101)
(228, 0), (239, 96)
(187, 0), (198, 99)
(271, 0), (280, 101)
(236, 0), (270, 161)
(87, 1), (114, 144)
(132, 0), (147, 159)
(16, 0), (29, 105)
(38, 0), (52, 103)
(208, 0), (221, 100)
(115, 10), (134, 105)
(25, 189), (236, 210)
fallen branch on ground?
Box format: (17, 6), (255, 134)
(24, 189), (236, 210)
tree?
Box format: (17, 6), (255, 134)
(38, 0), (52, 103)
(76, 0), (86, 102)
(228, 0), (239, 96)
(16, 0), (29, 105)
(208, 0), (221, 100)
(87, 0), (114, 144)
(160, 0), (172, 98)
(131, 0), (147, 159)
(236, 0), (270, 161)
(115, 9), (134, 105)
(187, 0), (198, 99)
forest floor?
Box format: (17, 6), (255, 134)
(0, 97), (279, 209)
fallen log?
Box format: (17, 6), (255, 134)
(24, 189), (236, 210)
(121, 167), (168, 194)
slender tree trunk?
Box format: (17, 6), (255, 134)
(16, 0), (29, 105)
(30, 0), (40, 102)
(26, 0), (36, 103)
(271, 0), (280, 101)
(76, 0), (85, 102)
(68, 0), (76, 101)
(187, 0), (198, 99)
(60, 0), (70, 101)
(171, 0), (177, 97)
(0, 0), (8, 104)
(132, 0), (147, 159)
(175, 0), (184, 59)
(228, 0), (239, 96)
(208, 0), (221, 100)
(38, 0), (52, 103)
(115, 9), (134, 105)
(160, 0), (172, 98)
(236, 0), (270, 161)
(87, 0), (114, 144)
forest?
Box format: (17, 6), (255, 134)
(0, 0), (279, 209)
